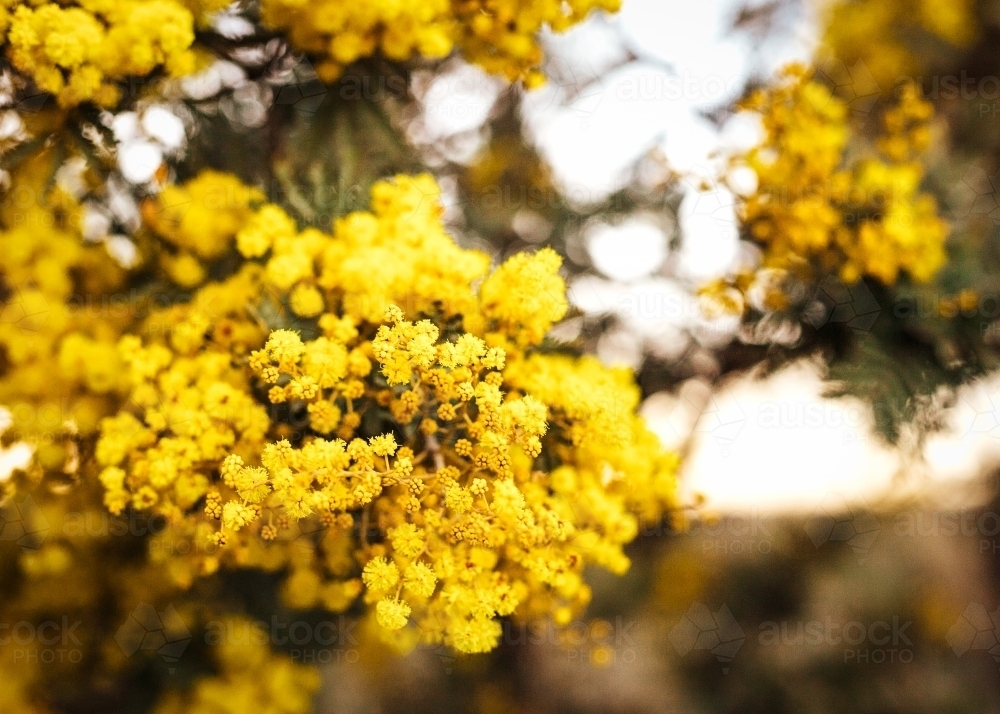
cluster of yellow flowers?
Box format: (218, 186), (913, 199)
(703, 65), (948, 316)
(259, 0), (621, 85)
(821, 0), (977, 91)
(452, 0), (622, 85)
(0, 0), (620, 109)
(146, 170), (264, 287)
(82, 172), (679, 654)
(0, 0), (230, 107)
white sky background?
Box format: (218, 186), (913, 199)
(412, 0), (1000, 514)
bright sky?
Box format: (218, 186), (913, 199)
(641, 364), (1000, 513)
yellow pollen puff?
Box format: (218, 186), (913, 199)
(376, 597), (411, 630)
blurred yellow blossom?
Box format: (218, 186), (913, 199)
(717, 65), (948, 312)
(259, 0), (621, 85)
